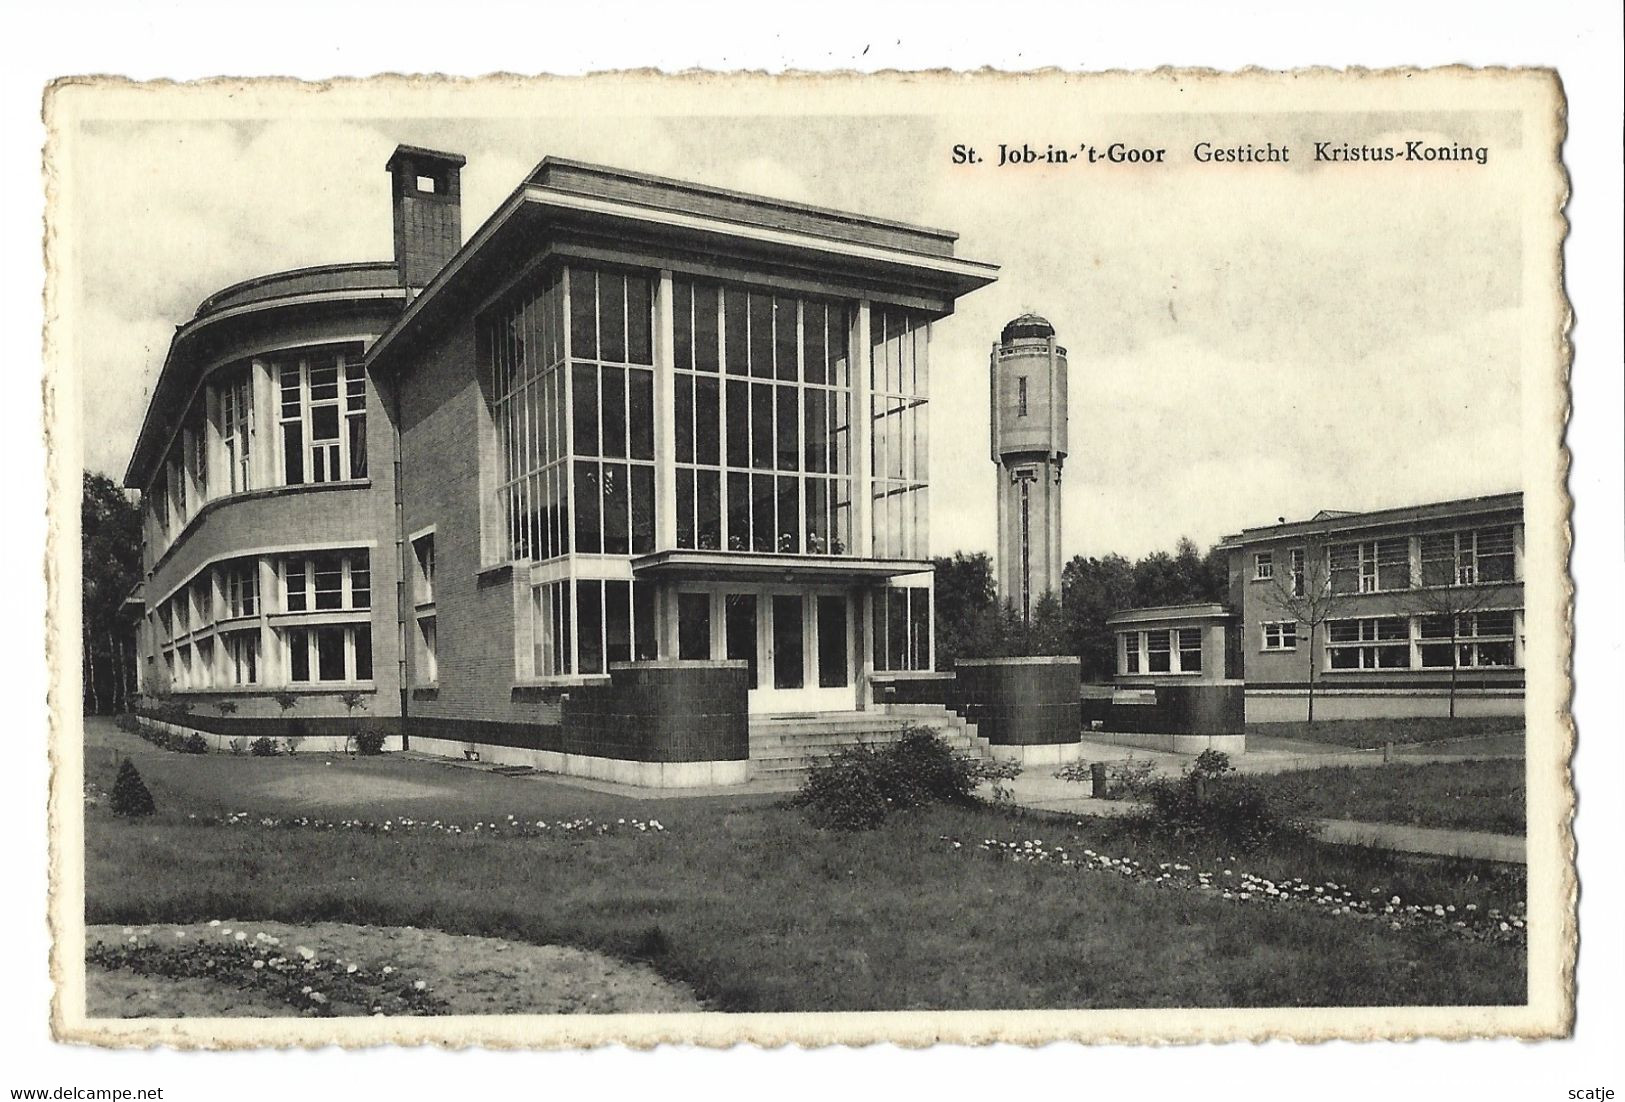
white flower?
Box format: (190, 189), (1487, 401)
(252, 960), (265, 970)
(208, 920), (221, 927)
(413, 980), (427, 991)
(234, 932), (247, 941)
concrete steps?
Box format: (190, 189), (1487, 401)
(748, 707), (992, 782)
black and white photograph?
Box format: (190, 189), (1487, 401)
(5, 7), (1614, 1085)
(45, 69), (1575, 1050)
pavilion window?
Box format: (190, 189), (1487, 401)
(567, 267), (657, 560)
(870, 307), (930, 560)
(484, 269), (570, 564)
(673, 277), (852, 556)
(871, 586), (931, 672)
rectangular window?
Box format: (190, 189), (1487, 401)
(412, 532), (435, 605)
(1254, 551), (1274, 581)
(870, 308), (929, 559)
(283, 550), (370, 612)
(1146, 630), (1172, 673)
(530, 580), (573, 678)
(1420, 526), (1516, 587)
(1326, 616), (1409, 670)
(675, 279), (852, 557)
(1261, 621), (1297, 651)
(284, 623), (372, 683)
(224, 631), (258, 685)
(1288, 548), (1306, 598)
(220, 371), (254, 494)
(222, 560), (258, 619)
(274, 351), (364, 486)
(1122, 631), (1141, 673)
(1328, 543), (1359, 595)
(566, 579), (656, 676)
(1176, 628), (1203, 673)
(1017, 376), (1028, 417)
(344, 359), (367, 479)
(1418, 609), (1520, 669)
(489, 266), (652, 564)
(416, 615), (438, 684)
(871, 586), (931, 672)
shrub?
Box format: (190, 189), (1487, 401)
(215, 700), (239, 716)
(249, 736), (280, 757)
(228, 738), (247, 756)
(1136, 754), (1310, 853)
(283, 737), (303, 756)
(110, 758), (155, 817)
(178, 732), (209, 754)
(797, 751), (891, 830)
(796, 727), (1020, 830)
(353, 729), (386, 756)
(113, 712), (142, 734)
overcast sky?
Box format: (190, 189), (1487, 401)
(67, 101), (1525, 559)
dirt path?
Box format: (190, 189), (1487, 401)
(87, 921), (701, 1017)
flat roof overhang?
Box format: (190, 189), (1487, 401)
(630, 550), (932, 584)
(368, 185), (999, 377)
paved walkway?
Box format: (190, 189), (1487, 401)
(1000, 776), (1526, 864)
(1313, 819), (1525, 863)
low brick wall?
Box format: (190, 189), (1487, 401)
(412, 660), (750, 787)
(1081, 682), (1246, 736)
(563, 660), (749, 764)
(955, 657), (1084, 749)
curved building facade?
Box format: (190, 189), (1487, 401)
(123, 147), (467, 747)
(990, 314), (1069, 621)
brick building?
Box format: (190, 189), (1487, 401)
(1108, 492), (1525, 722)
(126, 145), (999, 776)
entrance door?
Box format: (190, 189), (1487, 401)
(693, 587), (854, 713)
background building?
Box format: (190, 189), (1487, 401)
(990, 314), (1068, 622)
(1218, 491), (1525, 721)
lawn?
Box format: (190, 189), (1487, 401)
(1240, 759), (1525, 835)
(1247, 715), (1526, 751)
(84, 721), (1527, 1012)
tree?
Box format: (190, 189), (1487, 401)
(1060, 553), (1136, 680)
(930, 552), (1003, 667)
(110, 758), (155, 817)
(1257, 532), (1348, 725)
(1408, 526), (1521, 718)
(82, 472), (143, 715)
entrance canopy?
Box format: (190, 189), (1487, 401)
(631, 549), (930, 585)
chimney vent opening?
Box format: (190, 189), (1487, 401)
(416, 174), (437, 194)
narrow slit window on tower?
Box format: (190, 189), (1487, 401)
(1017, 376), (1028, 416)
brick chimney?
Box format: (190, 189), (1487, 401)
(385, 145), (466, 288)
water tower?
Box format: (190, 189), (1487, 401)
(990, 314), (1069, 622)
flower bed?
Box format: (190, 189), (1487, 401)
(186, 811), (666, 837)
(88, 924), (448, 1016)
(942, 831), (1527, 945)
